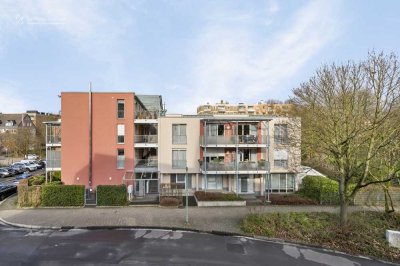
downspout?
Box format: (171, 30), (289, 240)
(204, 120), (207, 192)
(88, 82), (93, 189)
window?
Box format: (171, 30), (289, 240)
(117, 149), (125, 169)
(117, 99), (125, 119)
(208, 124), (224, 136)
(117, 124), (125, 144)
(170, 174), (191, 189)
(273, 149), (288, 168)
(274, 124), (288, 144)
(172, 150), (186, 168)
(274, 159), (288, 168)
(269, 173), (295, 192)
(172, 124), (187, 144)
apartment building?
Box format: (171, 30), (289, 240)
(197, 101), (293, 117)
(45, 91), (300, 203)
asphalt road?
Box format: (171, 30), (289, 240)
(0, 224), (392, 266)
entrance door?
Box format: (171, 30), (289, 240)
(135, 180), (145, 197)
(241, 177), (248, 193)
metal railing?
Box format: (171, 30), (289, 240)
(46, 136), (61, 144)
(135, 159), (158, 168)
(202, 161), (268, 172)
(172, 160), (187, 169)
(135, 111), (159, 119)
(46, 150), (61, 168)
(172, 135), (187, 144)
(134, 135), (158, 143)
(200, 135), (268, 145)
(47, 159), (61, 168)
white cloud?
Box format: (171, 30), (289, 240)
(173, 0), (342, 114)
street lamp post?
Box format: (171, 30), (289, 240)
(185, 166), (189, 225)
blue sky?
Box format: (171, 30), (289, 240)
(0, 0), (399, 114)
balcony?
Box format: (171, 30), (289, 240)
(135, 159), (158, 172)
(46, 150), (61, 169)
(134, 135), (158, 147)
(135, 111), (159, 121)
(201, 161), (268, 173)
(200, 135), (268, 147)
(46, 136), (61, 146)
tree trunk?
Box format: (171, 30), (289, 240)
(339, 178), (348, 226)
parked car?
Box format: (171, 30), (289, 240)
(15, 172), (32, 180)
(26, 154), (39, 160)
(10, 164), (25, 174)
(5, 167), (18, 176)
(12, 163), (29, 172)
(0, 168), (11, 178)
(0, 184), (17, 201)
(14, 162), (36, 172)
(37, 160), (46, 168)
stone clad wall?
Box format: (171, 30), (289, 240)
(354, 186), (400, 206)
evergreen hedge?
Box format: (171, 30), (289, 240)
(41, 185), (85, 206)
(298, 176), (339, 204)
(97, 185), (128, 206)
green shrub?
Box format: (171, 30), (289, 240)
(41, 185), (84, 207)
(97, 185), (128, 206)
(298, 176), (339, 204)
(51, 171), (61, 182)
(28, 175), (45, 186)
(194, 191), (243, 201)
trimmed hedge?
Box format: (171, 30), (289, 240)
(298, 176), (339, 204)
(41, 185), (85, 207)
(195, 191), (243, 201)
(97, 185), (128, 206)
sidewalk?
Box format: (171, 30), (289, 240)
(0, 195), (374, 233)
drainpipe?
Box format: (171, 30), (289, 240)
(88, 82), (93, 189)
(236, 121), (239, 196)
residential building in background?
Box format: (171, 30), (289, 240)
(197, 100), (293, 117)
(0, 113), (35, 134)
(26, 110), (59, 126)
(45, 91), (301, 204)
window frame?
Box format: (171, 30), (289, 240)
(117, 148), (125, 169)
(117, 99), (125, 119)
(172, 124), (187, 144)
(117, 124), (125, 144)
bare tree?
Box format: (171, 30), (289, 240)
(292, 51), (400, 226)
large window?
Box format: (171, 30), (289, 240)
(208, 124), (224, 136)
(117, 99), (125, 119)
(172, 124), (187, 144)
(117, 149), (125, 169)
(274, 124), (288, 144)
(269, 173), (295, 193)
(117, 124), (125, 144)
(172, 150), (186, 169)
(170, 174), (191, 189)
(207, 175), (223, 190)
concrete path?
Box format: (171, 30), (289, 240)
(0, 195), (375, 233)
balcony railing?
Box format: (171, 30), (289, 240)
(135, 159), (158, 168)
(135, 159), (158, 173)
(46, 136), (61, 144)
(201, 161), (268, 172)
(172, 135), (187, 144)
(47, 150), (61, 168)
(200, 135), (268, 145)
(135, 111), (159, 120)
(172, 160), (187, 169)
(134, 135), (158, 143)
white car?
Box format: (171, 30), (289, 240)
(27, 154), (39, 160)
(15, 162), (36, 172)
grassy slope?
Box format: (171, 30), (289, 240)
(241, 211), (400, 262)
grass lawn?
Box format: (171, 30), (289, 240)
(241, 211), (400, 262)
